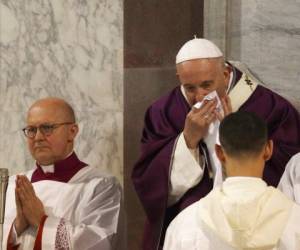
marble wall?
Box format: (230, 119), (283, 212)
(204, 0), (300, 110)
(0, 0), (123, 183)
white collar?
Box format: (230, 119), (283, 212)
(40, 164), (54, 173)
(222, 177), (267, 201)
(39, 151), (74, 173)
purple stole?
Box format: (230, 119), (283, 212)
(132, 66), (300, 249)
(31, 152), (88, 183)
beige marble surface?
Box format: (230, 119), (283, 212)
(204, 0), (300, 111)
(0, 0), (123, 184)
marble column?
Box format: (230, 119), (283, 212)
(204, 0), (228, 56)
(0, 0), (123, 183)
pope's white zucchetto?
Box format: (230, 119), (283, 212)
(176, 38), (223, 64)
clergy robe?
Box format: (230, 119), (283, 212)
(278, 153), (300, 204)
(164, 177), (300, 250)
(132, 61), (300, 249)
(3, 152), (122, 250)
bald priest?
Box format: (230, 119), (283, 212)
(3, 98), (122, 250)
(132, 38), (300, 249)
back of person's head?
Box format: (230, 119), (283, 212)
(219, 111), (268, 158)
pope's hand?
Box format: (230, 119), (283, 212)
(183, 99), (217, 149)
(215, 95), (233, 121)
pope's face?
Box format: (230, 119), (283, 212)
(176, 58), (230, 105)
(26, 104), (78, 165)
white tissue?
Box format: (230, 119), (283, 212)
(193, 90), (221, 110)
(193, 90), (222, 134)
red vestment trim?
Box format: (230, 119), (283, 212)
(33, 215), (48, 250)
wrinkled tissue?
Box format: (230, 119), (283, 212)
(193, 90), (222, 135)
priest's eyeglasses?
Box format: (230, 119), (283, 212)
(22, 122), (74, 138)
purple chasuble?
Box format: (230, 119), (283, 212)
(31, 152), (88, 183)
(240, 85), (300, 186)
(132, 66), (300, 250)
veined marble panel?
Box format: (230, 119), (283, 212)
(205, 0), (300, 110)
(228, 0), (300, 110)
(204, 0), (228, 56)
(0, 0), (123, 183)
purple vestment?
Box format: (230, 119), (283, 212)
(31, 152), (88, 183)
(132, 66), (300, 250)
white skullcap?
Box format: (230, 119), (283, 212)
(176, 38), (223, 64)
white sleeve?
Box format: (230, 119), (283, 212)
(7, 224), (22, 246)
(41, 178), (122, 250)
(163, 204), (210, 250)
(168, 133), (204, 205)
(213, 164), (224, 188)
(278, 154), (300, 203)
(163, 219), (182, 250)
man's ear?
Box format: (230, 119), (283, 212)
(215, 144), (226, 163)
(68, 124), (79, 141)
(223, 66), (231, 86)
(263, 140), (273, 161)
(176, 71), (180, 81)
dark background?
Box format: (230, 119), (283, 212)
(124, 1), (205, 249)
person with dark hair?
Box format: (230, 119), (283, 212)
(218, 111), (268, 158)
(132, 38), (300, 249)
(164, 111), (300, 250)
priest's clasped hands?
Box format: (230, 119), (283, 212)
(14, 175), (46, 236)
(183, 95), (232, 149)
